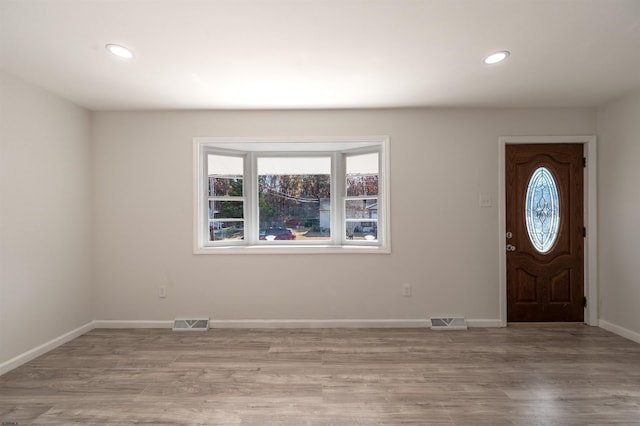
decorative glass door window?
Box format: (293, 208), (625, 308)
(525, 167), (560, 253)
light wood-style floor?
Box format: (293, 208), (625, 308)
(1, 326), (639, 425)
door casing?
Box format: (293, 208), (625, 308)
(499, 136), (598, 326)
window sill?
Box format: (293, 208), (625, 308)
(193, 244), (390, 255)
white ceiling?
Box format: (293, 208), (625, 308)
(1, 0), (640, 111)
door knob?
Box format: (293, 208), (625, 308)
(506, 244), (516, 252)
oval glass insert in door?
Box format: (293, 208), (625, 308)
(525, 167), (560, 253)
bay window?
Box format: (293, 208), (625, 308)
(194, 137), (389, 253)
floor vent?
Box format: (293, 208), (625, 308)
(172, 318), (209, 331)
(430, 317), (468, 330)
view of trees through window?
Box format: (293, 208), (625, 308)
(204, 148), (383, 246)
(345, 153), (379, 241)
(258, 157), (331, 241)
(207, 154), (244, 241)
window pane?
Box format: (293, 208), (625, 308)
(258, 157), (330, 175)
(346, 175), (379, 196)
(346, 153), (378, 174)
(345, 199), (378, 219)
(208, 177), (243, 197)
(209, 200), (244, 219)
(208, 154), (243, 176)
(345, 221), (378, 241)
(209, 221), (244, 241)
(258, 157), (331, 241)
(346, 152), (379, 196)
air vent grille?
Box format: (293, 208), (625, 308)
(173, 318), (209, 331)
(430, 317), (468, 330)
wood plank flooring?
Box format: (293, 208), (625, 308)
(1, 326), (639, 425)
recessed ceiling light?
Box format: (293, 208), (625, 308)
(105, 44), (135, 60)
(484, 51), (510, 65)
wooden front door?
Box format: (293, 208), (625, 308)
(506, 144), (584, 322)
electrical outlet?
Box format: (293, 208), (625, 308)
(159, 286), (167, 298)
(402, 283), (412, 297)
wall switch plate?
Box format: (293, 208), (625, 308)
(159, 286), (167, 298)
(402, 283), (412, 297)
(479, 193), (492, 207)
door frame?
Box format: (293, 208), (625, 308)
(499, 136), (598, 326)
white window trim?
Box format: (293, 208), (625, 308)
(193, 136), (391, 254)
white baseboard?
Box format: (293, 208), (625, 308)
(93, 318), (504, 329)
(0, 321), (94, 376)
(208, 319), (430, 328)
(466, 319), (504, 328)
(211, 318), (504, 328)
(93, 319), (431, 329)
(93, 320), (173, 329)
(599, 319), (640, 344)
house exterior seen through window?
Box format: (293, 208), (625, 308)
(194, 137), (389, 253)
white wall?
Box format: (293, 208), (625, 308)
(92, 108), (595, 323)
(0, 72), (92, 365)
(597, 90), (640, 338)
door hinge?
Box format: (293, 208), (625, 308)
(583, 157), (587, 168)
(582, 226), (587, 238)
(583, 297), (587, 308)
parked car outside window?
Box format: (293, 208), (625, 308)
(259, 228), (296, 240)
